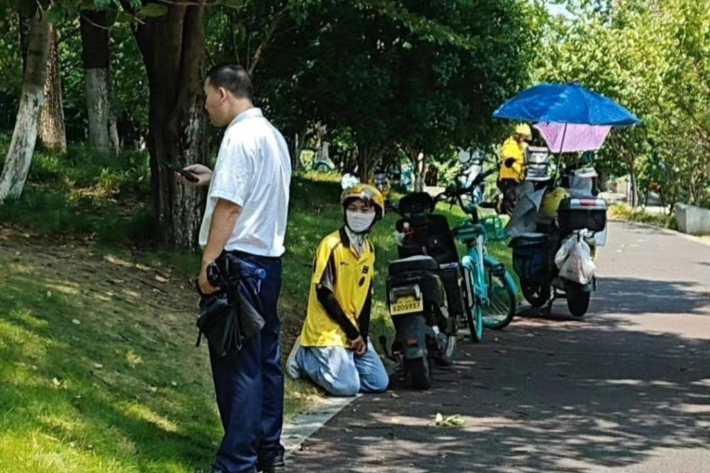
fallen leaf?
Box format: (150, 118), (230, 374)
(93, 363), (103, 369)
(435, 413), (465, 427)
(46, 291), (52, 298)
(390, 392), (400, 398)
(52, 378), (61, 387)
(72, 319), (81, 325)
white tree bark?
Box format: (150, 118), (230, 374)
(0, 9), (49, 202)
(80, 10), (119, 155)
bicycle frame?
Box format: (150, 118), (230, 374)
(454, 177), (518, 317)
(461, 232), (489, 307)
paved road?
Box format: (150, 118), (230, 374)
(288, 222), (710, 473)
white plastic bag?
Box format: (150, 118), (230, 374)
(555, 232), (597, 285)
(568, 168), (597, 196)
(554, 233), (578, 268)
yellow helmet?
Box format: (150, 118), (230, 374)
(541, 187), (570, 218)
(515, 123), (532, 138)
(341, 183), (385, 218)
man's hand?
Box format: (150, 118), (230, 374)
(182, 164), (213, 187)
(199, 264), (220, 295)
(349, 336), (367, 356)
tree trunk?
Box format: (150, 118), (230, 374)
(357, 145), (380, 182)
(38, 25), (66, 153)
(80, 10), (119, 154)
(134, 3), (206, 249)
(291, 127), (307, 170)
(414, 151), (427, 192)
(0, 10), (50, 202)
(18, 14), (30, 70)
(628, 160), (638, 208)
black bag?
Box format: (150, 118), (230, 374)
(195, 257), (265, 357)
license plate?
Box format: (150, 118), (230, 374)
(390, 296), (424, 316)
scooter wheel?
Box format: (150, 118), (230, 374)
(405, 356), (431, 390)
(566, 283), (590, 317)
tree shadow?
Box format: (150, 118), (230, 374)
(593, 277), (710, 317)
(288, 311), (710, 472)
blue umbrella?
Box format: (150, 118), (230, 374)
(493, 83), (640, 126)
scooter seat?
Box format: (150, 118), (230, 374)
(389, 255), (439, 275)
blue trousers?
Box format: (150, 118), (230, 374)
(296, 339), (389, 396)
(209, 253), (284, 473)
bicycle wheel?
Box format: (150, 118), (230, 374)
(462, 264), (484, 343)
(481, 264), (517, 330)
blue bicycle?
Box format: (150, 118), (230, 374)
(441, 169), (518, 341)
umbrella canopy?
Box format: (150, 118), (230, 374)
(493, 83), (640, 126)
(535, 123), (612, 153)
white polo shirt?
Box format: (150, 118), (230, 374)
(199, 108), (291, 257)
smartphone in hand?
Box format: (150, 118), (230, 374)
(164, 162), (199, 183)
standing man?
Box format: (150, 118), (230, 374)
(496, 123), (532, 214)
(498, 123), (532, 188)
(181, 64), (291, 473)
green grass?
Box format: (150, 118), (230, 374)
(0, 240), (215, 472)
(0, 230), (327, 473)
(0, 144), (155, 244)
(0, 148), (516, 472)
(608, 203), (677, 230)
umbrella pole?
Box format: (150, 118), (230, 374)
(553, 123), (569, 184)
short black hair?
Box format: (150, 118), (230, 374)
(206, 64), (254, 100)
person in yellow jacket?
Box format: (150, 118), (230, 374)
(498, 123), (532, 191)
(286, 184), (389, 396)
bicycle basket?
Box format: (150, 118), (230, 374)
(480, 215), (507, 242)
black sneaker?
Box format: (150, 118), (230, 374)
(257, 457), (286, 473)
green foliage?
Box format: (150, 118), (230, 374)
(0, 13), (21, 131)
(0, 142), (154, 243)
(137, 3), (168, 18)
(207, 0), (538, 177)
(537, 0), (710, 208)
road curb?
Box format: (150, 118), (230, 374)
(282, 394), (362, 458)
(608, 218), (710, 248)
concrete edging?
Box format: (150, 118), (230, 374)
(282, 394), (362, 458)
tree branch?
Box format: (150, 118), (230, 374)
(248, 3), (291, 77)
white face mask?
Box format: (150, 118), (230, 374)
(346, 210), (376, 233)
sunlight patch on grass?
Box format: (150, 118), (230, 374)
(122, 403), (179, 433)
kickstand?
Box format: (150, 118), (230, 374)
(540, 290), (559, 316)
(378, 335), (398, 363)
